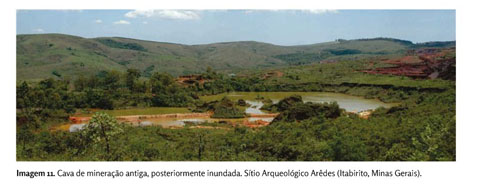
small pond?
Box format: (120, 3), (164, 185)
(65, 92), (397, 131)
(201, 92), (398, 114)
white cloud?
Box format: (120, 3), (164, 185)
(142, 21), (148, 24)
(59, 9), (83, 13)
(244, 9), (281, 14)
(125, 10), (200, 20)
(33, 28), (44, 33)
(113, 20), (130, 25)
(94, 19), (102, 24)
(243, 9), (338, 15)
(302, 9), (339, 14)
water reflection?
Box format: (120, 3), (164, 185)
(204, 92), (397, 113)
(245, 100), (266, 114)
(65, 92), (397, 132)
(69, 124), (86, 132)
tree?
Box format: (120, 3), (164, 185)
(204, 66), (217, 79)
(103, 70), (121, 90)
(17, 124), (35, 154)
(74, 75), (88, 91)
(126, 69), (141, 91)
(82, 112), (123, 158)
(85, 89), (114, 109)
(150, 72), (174, 93)
(211, 97), (244, 118)
(270, 96), (341, 122)
(16, 81), (43, 129)
(206, 66), (213, 74)
(17, 81), (33, 110)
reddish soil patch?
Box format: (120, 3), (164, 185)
(67, 112), (275, 130)
(262, 71), (283, 79)
(361, 48), (455, 80)
(248, 113), (279, 118)
(243, 119), (271, 128)
(383, 55), (423, 64)
(189, 126), (232, 130)
(176, 74), (210, 86)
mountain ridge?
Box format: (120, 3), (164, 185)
(16, 33), (455, 81)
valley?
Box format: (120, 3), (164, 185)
(16, 34), (456, 161)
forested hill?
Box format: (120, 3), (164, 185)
(16, 34), (455, 81)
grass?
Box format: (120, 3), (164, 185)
(200, 91), (379, 102)
(200, 92), (291, 102)
(18, 34), (439, 81)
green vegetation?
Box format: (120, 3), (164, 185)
(96, 38), (147, 52)
(326, 48), (362, 55)
(81, 112), (125, 159)
(273, 52), (330, 65)
(211, 97), (245, 118)
(267, 95), (341, 121)
(16, 87), (455, 161)
(17, 34), (453, 81)
(51, 70), (61, 77)
(16, 35), (456, 161)
(413, 41), (456, 48)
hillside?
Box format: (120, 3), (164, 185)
(16, 34), (454, 81)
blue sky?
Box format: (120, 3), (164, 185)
(16, 10), (455, 46)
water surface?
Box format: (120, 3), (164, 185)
(201, 92), (397, 113)
(64, 92), (397, 131)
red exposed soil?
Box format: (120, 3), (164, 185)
(361, 48), (455, 80)
(247, 113), (279, 118)
(262, 71), (284, 79)
(243, 119), (271, 128)
(68, 112), (276, 129)
(69, 112), (212, 124)
(176, 74), (210, 85)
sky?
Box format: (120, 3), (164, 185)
(16, 9), (455, 46)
